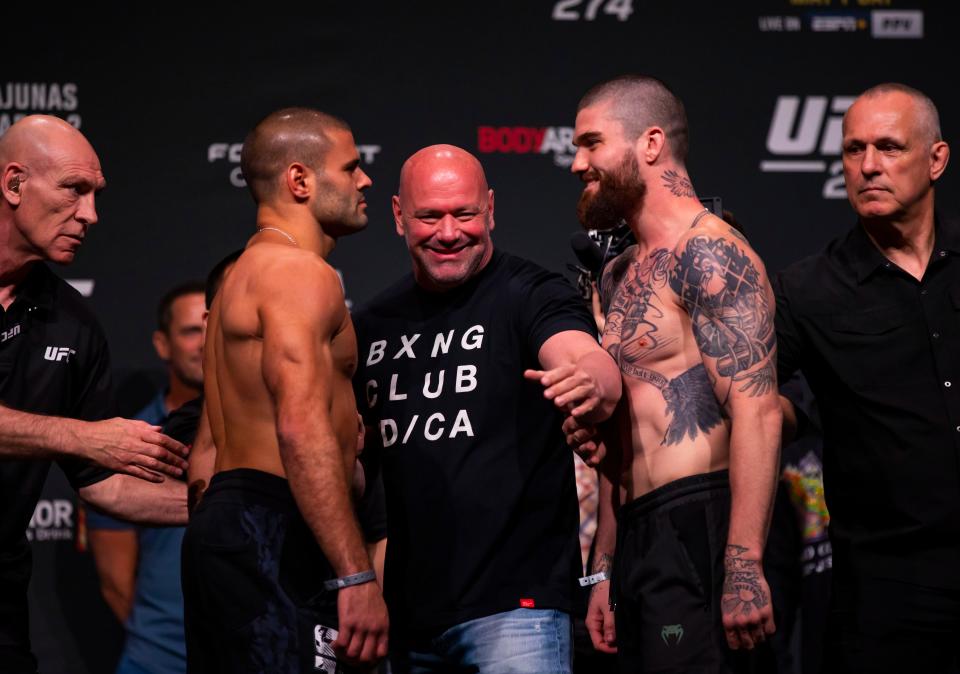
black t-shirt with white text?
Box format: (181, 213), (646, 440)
(353, 250), (595, 636)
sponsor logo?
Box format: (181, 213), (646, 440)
(44, 346), (77, 363)
(871, 10), (923, 38)
(27, 499), (75, 542)
(0, 82), (81, 135)
(477, 126), (576, 168)
(207, 142), (381, 188)
(1, 323), (20, 343)
(760, 95), (854, 199)
(809, 13), (867, 33)
(662, 624), (684, 646)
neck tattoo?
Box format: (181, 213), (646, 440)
(256, 227), (299, 247)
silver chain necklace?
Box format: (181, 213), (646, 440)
(256, 227), (299, 247)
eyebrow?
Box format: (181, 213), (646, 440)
(573, 131), (601, 147)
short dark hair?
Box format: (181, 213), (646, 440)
(240, 107), (351, 203)
(157, 281), (206, 333)
(205, 249), (244, 309)
(578, 75), (690, 163)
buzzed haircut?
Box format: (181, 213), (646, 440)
(857, 82), (942, 146)
(205, 249), (244, 309)
(157, 281), (206, 333)
(578, 75), (690, 163)
(240, 107), (351, 203)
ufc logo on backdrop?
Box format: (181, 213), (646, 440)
(760, 95), (855, 199)
(44, 346), (76, 362)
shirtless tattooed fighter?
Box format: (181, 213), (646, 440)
(573, 76), (781, 673)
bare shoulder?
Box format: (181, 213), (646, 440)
(672, 214), (770, 281)
(243, 244), (345, 308)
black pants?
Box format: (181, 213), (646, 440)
(0, 544), (38, 674)
(824, 567), (960, 674)
(181, 468), (342, 673)
(613, 470), (769, 673)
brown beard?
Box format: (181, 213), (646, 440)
(577, 150), (646, 231)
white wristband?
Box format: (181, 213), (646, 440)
(578, 570), (610, 587)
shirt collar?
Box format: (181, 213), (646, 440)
(845, 212), (960, 284)
(13, 263), (57, 311)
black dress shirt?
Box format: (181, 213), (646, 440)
(775, 213), (960, 589)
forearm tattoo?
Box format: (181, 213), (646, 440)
(722, 544), (769, 616)
(590, 552), (613, 598)
(669, 235), (776, 403)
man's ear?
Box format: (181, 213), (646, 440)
(1, 164), (27, 206)
(637, 126), (666, 166)
(285, 162), (311, 201)
(152, 330), (171, 361)
(393, 195), (406, 236)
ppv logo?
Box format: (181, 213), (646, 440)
(760, 96), (855, 199)
(871, 10), (923, 39)
(477, 126), (576, 168)
(44, 346), (76, 363)
(207, 143), (382, 188)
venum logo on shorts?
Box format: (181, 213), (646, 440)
(0, 82), (81, 135)
(313, 624), (339, 673)
(44, 346), (76, 363)
(661, 624), (684, 646)
(759, 95), (855, 200)
(477, 126), (576, 168)
(207, 142), (382, 188)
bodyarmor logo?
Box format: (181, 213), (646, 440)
(27, 499), (74, 542)
(477, 126), (576, 168)
(760, 95), (855, 199)
(207, 142), (382, 188)
(44, 346), (76, 362)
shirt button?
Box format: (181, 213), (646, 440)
(946, 381), (953, 388)
(934, 332), (941, 339)
(921, 289), (928, 295)
(884, 261), (892, 268)
(940, 251), (947, 257)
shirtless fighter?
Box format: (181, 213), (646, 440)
(573, 76), (781, 672)
(180, 108), (388, 673)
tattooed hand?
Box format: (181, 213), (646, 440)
(721, 544), (775, 650)
(585, 553), (617, 653)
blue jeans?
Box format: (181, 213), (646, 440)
(391, 608), (572, 674)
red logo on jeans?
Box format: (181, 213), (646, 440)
(519, 598), (535, 608)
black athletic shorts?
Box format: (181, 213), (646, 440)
(181, 468), (343, 673)
(612, 470), (766, 673)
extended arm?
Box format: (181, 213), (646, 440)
(525, 330), (622, 424)
(0, 404), (188, 482)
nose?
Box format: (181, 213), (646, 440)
(357, 168), (372, 191)
(861, 145), (881, 176)
(571, 147), (588, 175)
(75, 193), (98, 228)
(436, 215), (460, 244)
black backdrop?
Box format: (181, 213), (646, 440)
(7, 3), (949, 671)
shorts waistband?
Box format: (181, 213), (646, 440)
(205, 468), (296, 509)
(620, 470), (729, 519)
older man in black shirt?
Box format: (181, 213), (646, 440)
(0, 115), (189, 673)
(775, 83), (957, 673)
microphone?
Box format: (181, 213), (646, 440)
(569, 231), (604, 277)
